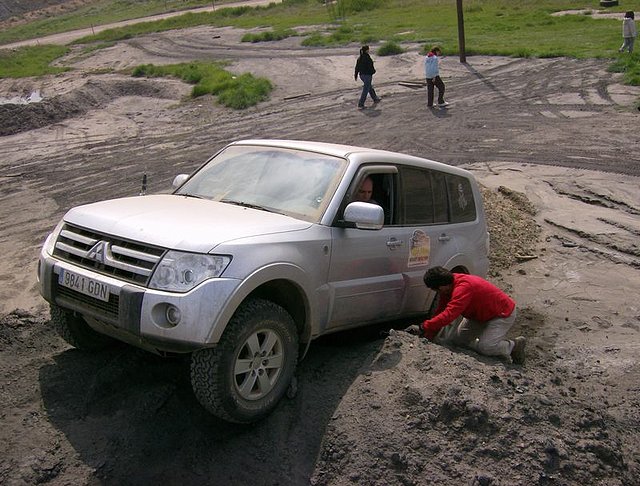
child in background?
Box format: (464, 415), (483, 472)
(619, 11), (637, 54)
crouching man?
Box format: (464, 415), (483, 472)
(407, 266), (526, 364)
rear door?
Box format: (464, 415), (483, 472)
(396, 166), (479, 315)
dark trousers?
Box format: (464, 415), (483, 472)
(358, 74), (379, 107)
(426, 76), (445, 106)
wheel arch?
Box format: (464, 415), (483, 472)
(206, 264), (312, 352)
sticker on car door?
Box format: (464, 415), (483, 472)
(408, 229), (430, 267)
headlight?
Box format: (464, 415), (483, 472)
(149, 251), (231, 292)
(43, 221), (64, 256)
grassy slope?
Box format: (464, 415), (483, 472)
(0, 0), (228, 45)
(0, 0), (638, 88)
(71, 0), (640, 58)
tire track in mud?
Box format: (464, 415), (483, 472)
(540, 179), (640, 268)
(2, 57), (640, 271)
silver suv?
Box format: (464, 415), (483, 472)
(38, 139), (489, 423)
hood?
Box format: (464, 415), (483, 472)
(63, 194), (312, 253)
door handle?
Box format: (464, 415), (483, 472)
(386, 238), (403, 249)
(438, 233), (451, 242)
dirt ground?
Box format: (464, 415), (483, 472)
(1, 12), (640, 486)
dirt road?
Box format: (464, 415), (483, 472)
(1, 23), (639, 485)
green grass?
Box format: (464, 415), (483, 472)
(241, 28), (297, 42)
(132, 61), (273, 109)
(608, 53), (640, 86)
(55, 0), (640, 59)
(377, 40), (403, 56)
(0, 45), (70, 78)
(1, 0), (640, 101)
(0, 0), (236, 46)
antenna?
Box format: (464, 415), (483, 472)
(140, 173), (147, 196)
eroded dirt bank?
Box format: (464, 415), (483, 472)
(1, 22), (639, 486)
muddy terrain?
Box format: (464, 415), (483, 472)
(1, 15), (640, 486)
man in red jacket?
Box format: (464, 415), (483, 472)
(408, 266), (526, 364)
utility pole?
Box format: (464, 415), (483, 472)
(456, 0), (466, 63)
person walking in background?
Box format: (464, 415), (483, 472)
(354, 45), (381, 109)
(425, 45), (447, 108)
(619, 11), (637, 53)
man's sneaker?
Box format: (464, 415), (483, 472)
(438, 101), (449, 107)
(511, 336), (526, 365)
(357, 105), (365, 109)
(373, 98), (381, 104)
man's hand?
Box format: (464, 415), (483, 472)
(404, 324), (423, 336)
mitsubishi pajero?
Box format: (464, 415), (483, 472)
(38, 139), (490, 423)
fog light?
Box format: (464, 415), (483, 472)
(166, 305), (181, 326)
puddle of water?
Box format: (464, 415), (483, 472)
(0, 90), (43, 105)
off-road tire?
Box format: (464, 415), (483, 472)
(49, 304), (116, 350)
(190, 298), (298, 423)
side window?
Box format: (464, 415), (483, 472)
(344, 171), (397, 225)
(400, 167), (434, 224)
(400, 167), (450, 225)
(447, 174), (477, 223)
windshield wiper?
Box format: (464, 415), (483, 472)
(178, 193), (205, 199)
(221, 199), (280, 214)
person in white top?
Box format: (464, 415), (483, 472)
(619, 11), (637, 54)
(424, 46), (447, 108)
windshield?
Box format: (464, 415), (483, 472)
(175, 145), (348, 222)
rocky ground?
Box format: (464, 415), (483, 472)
(1, 8), (640, 486)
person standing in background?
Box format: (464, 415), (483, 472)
(354, 45), (381, 109)
(425, 45), (448, 108)
(619, 11), (637, 54)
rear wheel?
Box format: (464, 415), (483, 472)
(190, 298), (298, 423)
(49, 304), (116, 350)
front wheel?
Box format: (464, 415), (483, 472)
(49, 304), (116, 350)
(190, 298), (299, 423)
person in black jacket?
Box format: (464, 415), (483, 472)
(354, 45), (381, 109)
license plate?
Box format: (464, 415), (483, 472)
(58, 269), (110, 302)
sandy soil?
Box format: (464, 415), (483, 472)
(1, 19), (640, 486)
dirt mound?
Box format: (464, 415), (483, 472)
(311, 328), (634, 486)
(0, 77), (181, 136)
(481, 186), (540, 276)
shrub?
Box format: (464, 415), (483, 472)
(131, 61), (273, 109)
(377, 41), (403, 56)
(241, 28), (296, 43)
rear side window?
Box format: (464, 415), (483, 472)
(401, 167), (434, 224)
(399, 167), (476, 225)
(447, 174), (477, 223)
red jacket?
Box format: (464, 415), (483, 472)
(421, 273), (515, 340)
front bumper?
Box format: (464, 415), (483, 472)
(39, 251), (241, 353)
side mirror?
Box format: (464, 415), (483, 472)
(172, 174), (189, 190)
(343, 202), (384, 230)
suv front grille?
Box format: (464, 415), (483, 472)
(56, 283), (120, 319)
(53, 223), (166, 285)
